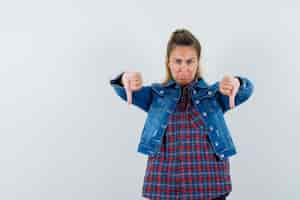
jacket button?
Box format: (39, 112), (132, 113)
(193, 90), (197, 94)
(208, 91), (212, 95)
(195, 100), (200, 104)
(209, 126), (214, 131)
(159, 90), (164, 94)
(219, 154), (224, 159)
(161, 124), (167, 128)
(215, 142), (219, 146)
(202, 112), (207, 117)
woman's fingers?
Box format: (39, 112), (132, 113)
(229, 93), (235, 109)
(220, 76), (241, 109)
(220, 88), (231, 96)
(130, 72), (143, 90)
(220, 83), (232, 94)
(123, 73), (132, 105)
(229, 85), (239, 109)
(221, 85), (236, 108)
(122, 71), (143, 105)
(220, 75), (238, 109)
(220, 85), (233, 93)
(229, 78), (241, 108)
(221, 83), (233, 90)
(130, 82), (142, 90)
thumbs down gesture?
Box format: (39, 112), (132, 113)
(219, 75), (240, 109)
(121, 71), (143, 105)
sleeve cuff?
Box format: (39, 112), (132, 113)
(110, 72), (125, 87)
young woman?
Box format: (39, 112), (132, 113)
(110, 29), (254, 200)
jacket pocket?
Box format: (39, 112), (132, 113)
(196, 89), (220, 113)
(149, 87), (166, 112)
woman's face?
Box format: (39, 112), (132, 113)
(168, 45), (199, 86)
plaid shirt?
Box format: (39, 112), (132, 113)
(142, 80), (232, 200)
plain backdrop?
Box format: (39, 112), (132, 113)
(0, 0), (299, 199)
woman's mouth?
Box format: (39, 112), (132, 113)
(178, 77), (191, 80)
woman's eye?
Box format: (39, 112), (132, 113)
(187, 60), (193, 65)
(175, 59), (182, 64)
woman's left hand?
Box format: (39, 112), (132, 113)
(219, 75), (240, 109)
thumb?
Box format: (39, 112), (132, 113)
(123, 75), (132, 105)
(229, 86), (238, 109)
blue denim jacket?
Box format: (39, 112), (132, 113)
(110, 72), (254, 160)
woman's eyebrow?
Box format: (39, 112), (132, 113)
(173, 57), (196, 61)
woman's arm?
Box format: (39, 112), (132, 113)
(109, 72), (153, 112)
(215, 76), (254, 113)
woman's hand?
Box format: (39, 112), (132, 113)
(219, 75), (240, 109)
(121, 71), (143, 105)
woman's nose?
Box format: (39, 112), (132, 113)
(178, 66), (191, 72)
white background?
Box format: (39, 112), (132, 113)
(0, 0), (299, 199)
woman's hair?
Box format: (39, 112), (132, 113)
(162, 28), (203, 85)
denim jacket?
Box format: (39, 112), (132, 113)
(110, 72), (254, 160)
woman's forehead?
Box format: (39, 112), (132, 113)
(170, 46), (197, 58)
(170, 56), (196, 60)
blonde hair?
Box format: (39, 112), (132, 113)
(162, 28), (203, 85)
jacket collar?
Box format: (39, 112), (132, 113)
(163, 77), (209, 89)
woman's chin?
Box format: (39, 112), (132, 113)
(177, 79), (191, 85)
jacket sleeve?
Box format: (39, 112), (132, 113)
(215, 76), (254, 113)
(109, 72), (153, 112)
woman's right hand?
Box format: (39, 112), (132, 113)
(121, 71), (143, 105)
